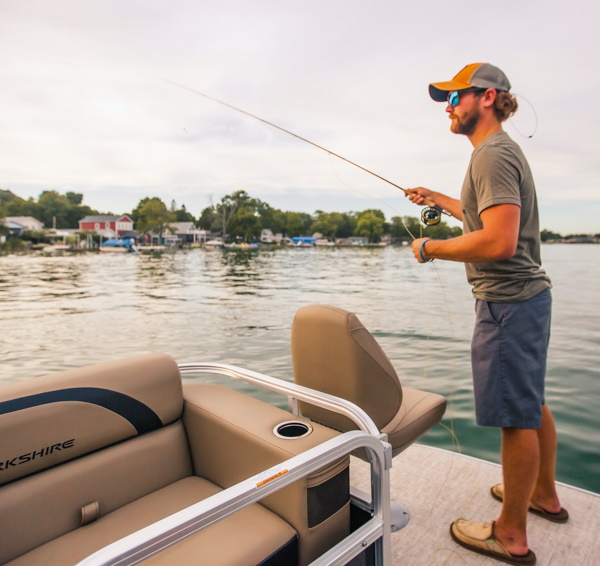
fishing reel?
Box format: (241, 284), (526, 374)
(421, 206), (443, 227)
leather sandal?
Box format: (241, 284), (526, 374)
(450, 519), (536, 565)
(491, 483), (569, 523)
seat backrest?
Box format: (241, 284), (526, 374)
(291, 305), (402, 432)
(0, 352), (183, 486)
(0, 353), (191, 563)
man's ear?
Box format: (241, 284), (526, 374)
(481, 88), (497, 108)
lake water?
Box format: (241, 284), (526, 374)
(1, 244), (598, 493)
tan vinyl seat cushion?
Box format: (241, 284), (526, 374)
(382, 387), (448, 455)
(6, 476), (297, 566)
(1, 355), (297, 566)
(0, 353), (183, 485)
(292, 305), (447, 455)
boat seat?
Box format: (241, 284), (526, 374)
(0, 353), (350, 566)
(4, 474), (297, 566)
(291, 305), (447, 456)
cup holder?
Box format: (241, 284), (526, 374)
(273, 420), (313, 439)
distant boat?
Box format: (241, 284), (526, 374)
(291, 237), (317, 247)
(203, 239), (225, 249)
(41, 244), (71, 254)
(99, 238), (137, 253)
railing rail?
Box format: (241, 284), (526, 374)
(76, 431), (392, 566)
(178, 362), (382, 438)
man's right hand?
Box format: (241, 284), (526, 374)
(405, 187), (462, 221)
(405, 187), (437, 208)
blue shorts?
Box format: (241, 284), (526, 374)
(471, 288), (551, 429)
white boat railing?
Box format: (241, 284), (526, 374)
(76, 430), (392, 566)
(178, 362), (383, 439)
(75, 362), (393, 565)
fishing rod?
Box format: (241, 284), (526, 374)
(1, 44), (446, 227)
(161, 81), (466, 552)
(160, 78), (447, 228)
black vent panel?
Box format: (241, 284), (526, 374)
(307, 466), (350, 528)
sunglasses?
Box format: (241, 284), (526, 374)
(447, 88), (487, 108)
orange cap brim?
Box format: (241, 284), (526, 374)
(428, 63), (484, 102)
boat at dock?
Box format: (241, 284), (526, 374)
(0, 304), (596, 566)
(40, 244), (72, 255)
(99, 238), (137, 253)
(203, 238), (226, 249)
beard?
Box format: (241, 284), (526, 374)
(450, 106), (480, 135)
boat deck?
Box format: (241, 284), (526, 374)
(350, 444), (599, 566)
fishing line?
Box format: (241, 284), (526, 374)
(509, 93), (539, 139)
(156, 78), (449, 228)
(160, 79), (410, 195)
(164, 71), (469, 558)
(325, 162), (469, 563)
(33, 43), (463, 434)
(160, 79), (487, 564)
(425, 263), (475, 566)
(327, 153), (465, 507)
(326, 154), (420, 240)
(0, 42), (442, 226)
(150, 79), (472, 561)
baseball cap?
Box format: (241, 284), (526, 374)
(429, 63), (511, 102)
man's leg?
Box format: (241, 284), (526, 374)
(494, 427), (540, 556)
(532, 404), (562, 513)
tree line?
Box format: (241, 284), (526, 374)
(137, 190), (463, 242)
(0, 189), (96, 231)
(6, 187), (593, 244)
(1, 188), (462, 242)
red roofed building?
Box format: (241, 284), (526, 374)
(78, 215), (134, 235)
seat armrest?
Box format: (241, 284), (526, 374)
(178, 362), (380, 436)
(182, 383), (350, 565)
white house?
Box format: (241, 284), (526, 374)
(163, 222), (212, 245)
(260, 229), (275, 243)
(260, 229), (285, 244)
(3, 216), (44, 232)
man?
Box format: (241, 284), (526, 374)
(406, 63), (567, 566)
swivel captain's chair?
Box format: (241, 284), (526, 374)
(291, 305), (447, 531)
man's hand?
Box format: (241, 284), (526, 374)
(411, 237), (432, 263)
(405, 187), (463, 221)
(405, 187), (436, 207)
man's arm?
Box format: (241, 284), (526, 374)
(405, 187), (463, 221)
(412, 204), (520, 263)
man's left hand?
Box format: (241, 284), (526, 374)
(412, 238), (431, 263)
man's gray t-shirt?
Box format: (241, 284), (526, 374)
(460, 130), (551, 302)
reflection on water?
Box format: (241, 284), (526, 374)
(1, 245), (599, 492)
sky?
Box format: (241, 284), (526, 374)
(1, 0), (599, 234)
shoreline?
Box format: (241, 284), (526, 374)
(1, 240), (599, 257)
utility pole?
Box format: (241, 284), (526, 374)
(221, 202), (237, 243)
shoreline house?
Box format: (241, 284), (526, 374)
(78, 215), (134, 238)
(2, 216), (44, 235)
(260, 229), (289, 244)
(162, 223), (213, 246)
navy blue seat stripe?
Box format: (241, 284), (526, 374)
(0, 388), (163, 434)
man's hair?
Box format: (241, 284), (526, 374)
(474, 90), (518, 122)
(494, 91), (518, 122)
